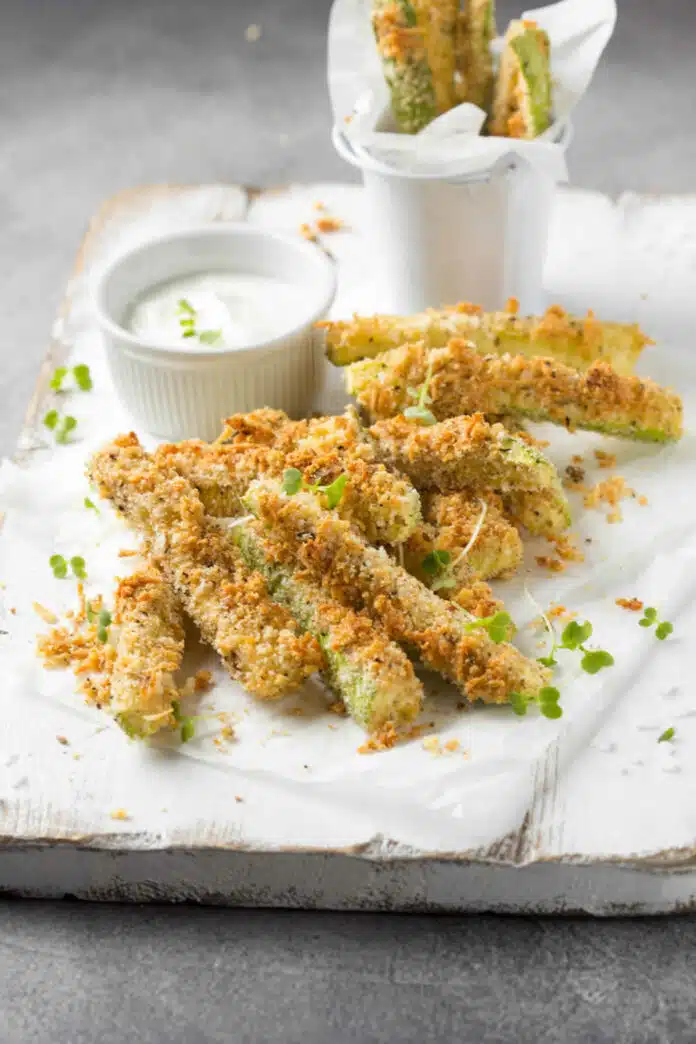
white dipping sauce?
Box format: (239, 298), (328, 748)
(128, 271), (304, 349)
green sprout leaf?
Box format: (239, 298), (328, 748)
(537, 654), (557, 668)
(320, 472), (348, 509)
(97, 609), (112, 643)
(403, 360), (437, 426)
(560, 620), (593, 651)
(50, 367), (68, 391)
(55, 416), (77, 444)
(538, 686), (563, 719)
(656, 621), (673, 641)
(43, 409), (59, 431)
(403, 405), (437, 426)
(466, 610), (514, 645)
(638, 606), (673, 640)
(72, 364), (92, 391)
(282, 468), (303, 496)
(658, 727), (675, 743)
(70, 556), (87, 580)
(421, 549), (451, 576)
(199, 329), (222, 346)
(49, 554), (68, 579)
(182, 329), (196, 338)
(84, 497), (99, 513)
(541, 703), (563, 720)
(509, 691), (528, 716)
(180, 717), (196, 743)
(177, 299), (196, 316)
(580, 649), (615, 675)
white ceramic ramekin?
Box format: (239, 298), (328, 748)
(91, 224), (337, 441)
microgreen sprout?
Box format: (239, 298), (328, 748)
(178, 299), (196, 315)
(658, 727), (675, 743)
(96, 609), (112, 643)
(639, 606), (673, 641)
(55, 415), (77, 444)
(84, 497), (99, 513)
(199, 329), (223, 345)
(535, 617), (614, 675)
(43, 409), (59, 430)
(281, 468), (349, 509)
(72, 364), (92, 391)
(70, 556), (87, 580)
(465, 610), (514, 645)
(509, 686), (562, 720)
(49, 554), (68, 579)
(171, 699), (196, 743)
(50, 367), (68, 391)
(421, 549), (457, 592)
(403, 359), (437, 426)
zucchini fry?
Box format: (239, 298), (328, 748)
(491, 19), (552, 139)
(322, 304), (651, 375)
(404, 491), (523, 593)
(244, 479), (551, 707)
(416, 0), (459, 113)
(372, 0), (439, 133)
(110, 565), (185, 739)
(348, 341), (683, 443)
(233, 523), (423, 732)
(458, 0), (496, 111)
(156, 414), (421, 546)
(89, 435), (323, 700)
(369, 413), (571, 535)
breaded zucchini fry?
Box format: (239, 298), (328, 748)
(348, 341), (683, 443)
(416, 0), (459, 113)
(244, 479), (551, 706)
(404, 492), (523, 592)
(233, 523), (423, 732)
(110, 565), (185, 739)
(491, 19), (552, 139)
(372, 0), (439, 133)
(90, 436), (323, 700)
(156, 414), (421, 546)
(458, 0), (496, 111)
(369, 413), (570, 535)
(322, 304), (651, 375)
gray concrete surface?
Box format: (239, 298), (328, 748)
(2, 0), (696, 1040)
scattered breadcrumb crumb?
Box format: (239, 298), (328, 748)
(638, 495), (648, 507)
(443, 738), (460, 753)
(220, 725), (235, 740)
(505, 297), (520, 315)
(316, 216), (344, 234)
(594, 449), (617, 469)
(548, 534), (584, 563)
(535, 556), (567, 573)
(33, 602), (57, 625)
(583, 475), (641, 523)
(73, 753), (81, 761)
(235, 795), (244, 803)
(245, 23), (261, 41)
(571, 455), (584, 465)
(357, 722), (398, 754)
(313, 201), (326, 211)
(517, 431), (550, 449)
(9, 608), (16, 615)
(118, 549), (139, 558)
(564, 464), (585, 486)
(617, 597), (643, 611)
(110, 809), (130, 821)
(56, 735), (69, 746)
(423, 735), (441, 753)
(299, 223), (317, 242)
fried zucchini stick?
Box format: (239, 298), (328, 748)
(458, 0), (496, 111)
(322, 305), (651, 375)
(371, 0), (439, 133)
(416, 0), (459, 113)
(404, 492), (523, 593)
(233, 523), (423, 732)
(348, 341), (683, 443)
(369, 413), (571, 535)
(156, 414), (421, 546)
(491, 19), (551, 139)
(244, 479), (551, 706)
(110, 565), (185, 738)
(89, 435), (322, 699)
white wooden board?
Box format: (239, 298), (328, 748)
(2, 182), (696, 913)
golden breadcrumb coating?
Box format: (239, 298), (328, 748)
(89, 435), (323, 700)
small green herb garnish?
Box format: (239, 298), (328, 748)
(509, 686), (562, 720)
(97, 609), (112, 643)
(72, 363), (92, 391)
(43, 409), (59, 430)
(639, 606), (673, 641)
(403, 359), (437, 426)
(55, 415), (77, 444)
(465, 610), (514, 645)
(70, 556), (87, 580)
(84, 497), (99, 513)
(49, 554), (68, 579)
(537, 619), (614, 675)
(199, 329), (222, 345)
(658, 727), (675, 743)
(580, 649), (615, 674)
(171, 699), (196, 743)
(281, 468), (349, 508)
(421, 548), (457, 592)
(50, 367), (68, 391)
(178, 299), (196, 315)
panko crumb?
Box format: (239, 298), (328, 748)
(638, 495), (648, 507)
(535, 556), (567, 573)
(423, 736), (462, 755)
(617, 597), (643, 611)
(357, 722), (398, 754)
(548, 534), (584, 563)
(516, 431), (550, 449)
(299, 222), (317, 242)
(505, 296), (520, 315)
(584, 475), (641, 523)
(571, 455), (584, 465)
(313, 201), (326, 211)
(316, 216), (344, 234)
(549, 604), (576, 623)
(33, 602), (58, 625)
(235, 795), (244, 803)
(594, 449), (617, 469)
(118, 549), (139, 558)
(110, 809), (130, 821)
(564, 464), (585, 486)
(56, 735), (69, 746)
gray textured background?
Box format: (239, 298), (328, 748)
(2, 0), (696, 1040)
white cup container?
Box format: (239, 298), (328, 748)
(91, 225), (337, 441)
(332, 123), (571, 315)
